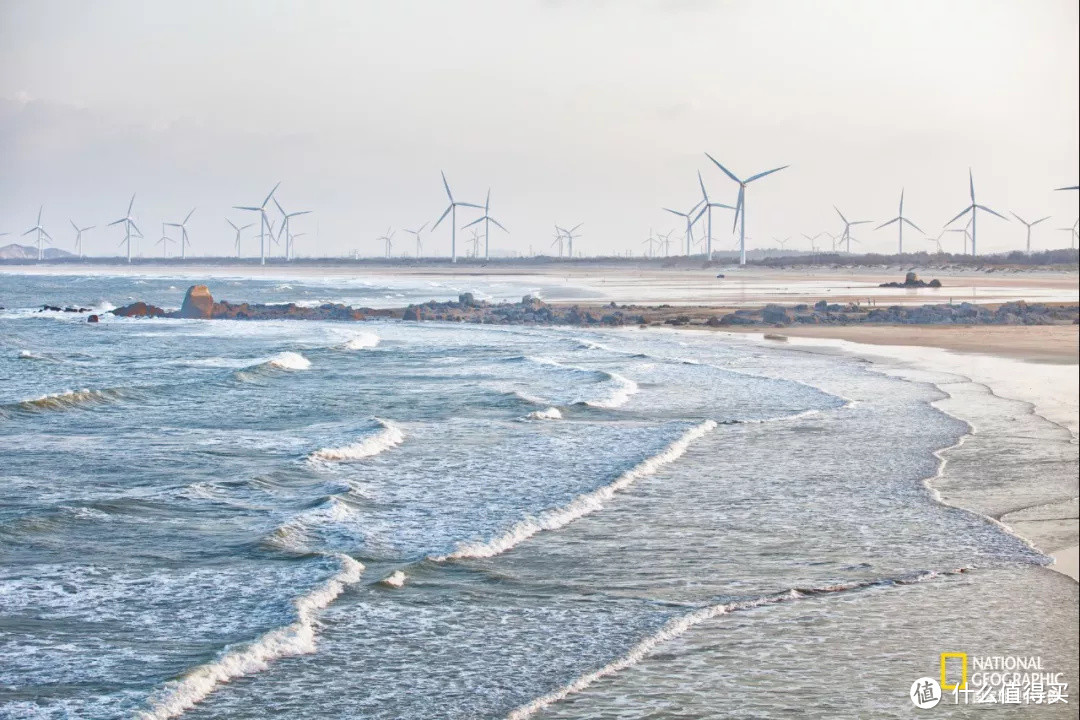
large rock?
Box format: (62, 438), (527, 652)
(179, 285), (214, 319)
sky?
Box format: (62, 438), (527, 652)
(1, 0), (1078, 259)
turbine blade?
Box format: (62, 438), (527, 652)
(1010, 211), (1027, 225)
(745, 165), (789, 183)
(1033, 216), (1051, 225)
(945, 206), (973, 226)
(968, 169), (975, 203)
(183, 208), (196, 224)
(108, 218), (127, 226)
(128, 220), (141, 236)
(461, 217), (485, 229)
(834, 206), (848, 224)
(697, 170), (708, 201)
(70, 220), (79, 232)
(1054, 185), (1079, 191)
(662, 207), (686, 217)
(490, 218), (508, 233)
(262, 182), (281, 207)
(127, 194), (135, 215)
(732, 186), (744, 232)
(441, 171), (453, 202)
(975, 204), (1008, 221)
(227, 219), (238, 231)
(457, 202), (483, 209)
(876, 217), (900, 230)
(234, 206), (261, 212)
(704, 153), (740, 184)
(432, 205), (452, 229)
(902, 218), (924, 234)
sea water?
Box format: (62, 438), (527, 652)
(0, 272), (1075, 719)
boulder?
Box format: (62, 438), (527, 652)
(87, 314), (99, 323)
(179, 285), (214, 319)
(111, 301), (167, 318)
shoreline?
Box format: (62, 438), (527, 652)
(739, 331), (1079, 582)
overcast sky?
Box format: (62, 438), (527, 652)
(1, 0), (1078, 258)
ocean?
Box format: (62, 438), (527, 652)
(1, 272), (1076, 719)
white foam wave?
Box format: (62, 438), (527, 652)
(526, 407), (563, 420)
(140, 554), (364, 720)
(309, 420), (405, 463)
(507, 568), (962, 719)
(266, 351), (311, 370)
(341, 332), (380, 350)
(432, 420), (716, 561)
(584, 372), (639, 409)
(379, 570), (407, 588)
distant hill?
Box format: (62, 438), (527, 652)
(0, 243), (75, 260)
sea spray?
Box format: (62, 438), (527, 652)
(140, 554), (364, 720)
(432, 420), (716, 561)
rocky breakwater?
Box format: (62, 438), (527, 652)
(709, 300), (1079, 327)
(112, 285), (393, 321)
(879, 271), (942, 288)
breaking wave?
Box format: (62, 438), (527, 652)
(265, 351), (311, 370)
(431, 420), (716, 561)
(139, 554), (364, 720)
(507, 567), (968, 719)
(341, 332), (380, 350)
(582, 371), (639, 409)
(7, 387), (128, 414)
(525, 407), (563, 421)
(308, 420), (405, 463)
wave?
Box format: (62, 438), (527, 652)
(235, 351), (312, 380)
(341, 332), (380, 350)
(582, 371), (639, 409)
(139, 554), (364, 720)
(379, 570), (407, 588)
(308, 420), (405, 463)
(506, 567), (968, 719)
(431, 420), (716, 561)
(525, 407), (563, 421)
(266, 351), (311, 370)
(7, 387), (128, 414)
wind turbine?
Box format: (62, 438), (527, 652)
(555, 223), (583, 258)
(1009, 212), (1050, 254)
(834, 207), (872, 253)
(467, 227), (482, 258)
(462, 189), (508, 260)
(662, 201), (702, 256)
(226, 219), (253, 258)
(69, 220), (94, 258)
(432, 172), (481, 263)
(22, 206), (53, 260)
(551, 226), (566, 258)
(164, 208), (196, 260)
(802, 232), (824, 249)
(273, 198), (310, 261)
(947, 221), (973, 255)
(404, 222), (428, 258)
(705, 153), (788, 265)
(155, 223), (176, 258)
(107, 194), (141, 263)
(694, 171), (735, 259)
(377, 228), (396, 259)
(1056, 219), (1078, 249)
(925, 228), (947, 254)
(773, 236), (791, 251)
(234, 182), (280, 265)
(945, 169), (1006, 256)
(875, 189), (922, 254)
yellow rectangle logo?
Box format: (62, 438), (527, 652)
(940, 652), (967, 690)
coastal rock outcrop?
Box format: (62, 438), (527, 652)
(179, 285), (215, 319)
(879, 272), (942, 288)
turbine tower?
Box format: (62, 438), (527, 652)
(432, 172), (481, 263)
(694, 171), (735, 259)
(234, 182), (280, 265)
(834, 207), (872, 253)
(404, 223), (428, 258)
(875, 189), (922, 254)
(69, 220), (94, 258)
(705, 153), (788, 265)
(945, 169), (1006, 256)
(462, 189), (508, 261)
(107, 194), (141, 263)
(165, 208), (196, 260)
(1009, 212), (1050, 254)
(21, 206), (53, 260)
